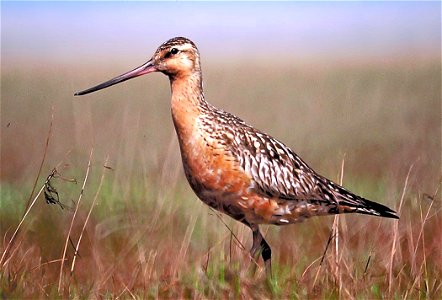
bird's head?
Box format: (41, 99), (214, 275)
(153, 37), (201, 78)
(75, 37), (200, 96)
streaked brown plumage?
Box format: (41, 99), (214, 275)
(75, 37), (399, 275)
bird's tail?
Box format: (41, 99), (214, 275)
(324, 179), (399, 219)
(346, 197), (400, 219)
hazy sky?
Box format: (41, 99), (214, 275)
(2, 1), (440, 64)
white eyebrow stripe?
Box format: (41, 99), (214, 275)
(176, 44), (194, 51)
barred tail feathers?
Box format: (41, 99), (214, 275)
(344, 197), (400, 219)
(323, 179), (399, 219)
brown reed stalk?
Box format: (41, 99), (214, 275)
(388, 163), (413, 296)
(58, 148), (94, 294)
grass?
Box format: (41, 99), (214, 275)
(1, 57), (441, 298)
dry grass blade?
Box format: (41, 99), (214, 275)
(363, 255), (371, 276)
(207, 207), (261, 275)
(0, 184), (45, 268)
(173, 214), (198, 278)
(209, 207), (246, 251)
(70, 155), (109, 276)
(333, 154), (346, 297)
(58, 148), (94, 294)
(312, 230), (335, 288)
(23, 106), (54, 214)
(407, 184), (439, 296)
(0, 169), (59, 268)
(301, 256), (322, 280)
(31, 258), (67, 272)
(389, 163), (414, 296)
(312, 155), (346, 292)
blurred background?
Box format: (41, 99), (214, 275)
(1, 2), (441, 297)
(2, 1), (440, 184)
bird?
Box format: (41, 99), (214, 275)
(75, 37), (399, 275)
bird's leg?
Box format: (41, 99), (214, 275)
(261, 235), (272, 278)
(249, 225), (272, 277)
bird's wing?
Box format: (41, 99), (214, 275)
(234, 126), (399, 218)
(228, 123), (326, 201)
(203, 108), (398, 219)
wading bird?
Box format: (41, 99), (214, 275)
(75, 37), (399, 275)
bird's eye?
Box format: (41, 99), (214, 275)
(170, 48), (179, 55)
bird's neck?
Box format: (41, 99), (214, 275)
(169, 72), (208, 138)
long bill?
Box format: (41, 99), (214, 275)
(74, 59), (157, 96)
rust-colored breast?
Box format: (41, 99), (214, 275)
(176, 116), (251, 197)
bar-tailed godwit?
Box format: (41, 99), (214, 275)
(75, 37), (399, 275)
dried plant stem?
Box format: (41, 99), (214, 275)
(312, 231), (335, 287)
(70, 155), (109, 275)
(0, 110), (54, 268)
(32, 258), (67, 272)
(209, 207), (246, 251)
(0, 182), (45, 267)
(334, 154), (346, 297)
(388, 163), (413, 296)
(23, 107), (54, 213)
(173, 214), (198, 278)
(58, 148), (94, 294)
(313, 154), (347, 294)
(301, 256), (322, 280)
(407, 185), (438, 295)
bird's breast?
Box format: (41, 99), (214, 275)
(172, 112), (251, 197)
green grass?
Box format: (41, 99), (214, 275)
(1, 58), (441, 298)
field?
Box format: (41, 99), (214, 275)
(1, 57), (441, 298)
